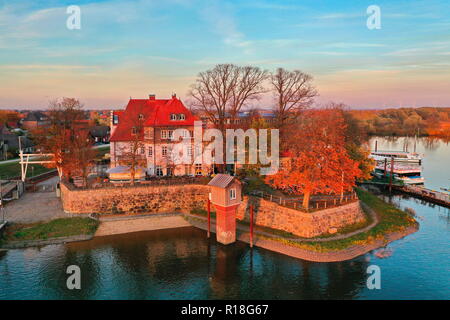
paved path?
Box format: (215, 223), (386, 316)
(3, 176), (68, 224)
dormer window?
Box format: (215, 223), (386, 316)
(170, 113), (185, 121)
(138, 114), (144, 121)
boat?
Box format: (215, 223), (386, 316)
(373, 162), (425, 185)
(370, 150), (423, 163)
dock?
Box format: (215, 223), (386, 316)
(393, 185), (450, 208)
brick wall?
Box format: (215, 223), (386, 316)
(60, 182), (366, 238)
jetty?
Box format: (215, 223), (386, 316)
(393, 185), (450, 208)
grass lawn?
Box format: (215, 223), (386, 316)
(271, 188), (418, 252)
(0, 162), (54, 180)
(1, 217), (99, 242)
(95, 145), (110, 159)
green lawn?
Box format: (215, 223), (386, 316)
(0, 161), (54, 180)
(2, 217), (99, 242)
(95, 145), (110, 159)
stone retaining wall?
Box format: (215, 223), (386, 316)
(237, 197), (366, 238)
(60, 182), (366, 238)
(60, 182), (210, 215)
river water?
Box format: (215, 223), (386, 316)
(0, 137), (449, 300)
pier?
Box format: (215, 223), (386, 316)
(393, 185), (450, 208)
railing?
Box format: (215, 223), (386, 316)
(249, 190), (358, 212)
(64, 175), (212, 190)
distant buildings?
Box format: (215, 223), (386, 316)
(21, 111), (49, 130)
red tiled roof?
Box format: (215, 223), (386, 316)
(110, 96), (197, 142)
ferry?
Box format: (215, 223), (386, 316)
(373, 162), (425, 185)
(370, 150), (422, 163)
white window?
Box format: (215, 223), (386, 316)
(148, 146), (153, 156)
(113, 115), (119, 124)
(168, 130), (173, 139)
(170, 113), (177, 121)
(138, 114), (144, 120)
(179, 114), (185, 120)
(140, 147), (145, 154)
(230, 188), (236, 200)
(182, 130), (189, 138)
(187, 145), (193, 156)
(156, 166), (163, 176)
(162, 146), (168, 157)
(161, 130), (168, 139)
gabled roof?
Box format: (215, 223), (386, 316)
(110, 95), (198, 142)
(23, 111), (48, 122)
(208, 174), (240, 188)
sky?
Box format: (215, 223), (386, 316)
(0, 0), (449, 109)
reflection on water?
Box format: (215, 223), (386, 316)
(0, 137), (449, 300)
(0, 228), (372, 299)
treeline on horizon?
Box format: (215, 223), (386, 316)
(349, 107), (450, 138)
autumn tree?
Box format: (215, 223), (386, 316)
(32, 98), (91, 179)
(265, 108), (362, 209)
(66, 129), (97, 186)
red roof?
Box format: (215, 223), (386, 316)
(110, 96), (197, 142)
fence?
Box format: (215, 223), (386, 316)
(65, 175), (212, 190)
(249, 190), (358, 212)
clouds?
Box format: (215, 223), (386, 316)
(0, 0), (449, 108)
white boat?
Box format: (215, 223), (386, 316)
(370, 150), (423, 163)
(373, 162), (425, 185)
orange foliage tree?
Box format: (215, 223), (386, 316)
(32, 98), (94, 182)
(265, 108), (362, 208)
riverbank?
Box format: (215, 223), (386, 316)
(185, 187), (419, 262)
(94, 213), (191, 236)
(0, 217), (98, 249)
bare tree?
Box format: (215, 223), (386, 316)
(189, 64), (267, 132)
(270, 68), (317, 129)
(188, 64), (267, 172)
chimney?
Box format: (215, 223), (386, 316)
(149, 94), (156, 100)
(172, 93), (177, 99)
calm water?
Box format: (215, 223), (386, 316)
(0, 137), (449, 300)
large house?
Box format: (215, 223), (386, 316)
(110, 94), (210, 178)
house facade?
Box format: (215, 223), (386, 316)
(109, 94), (211, 177)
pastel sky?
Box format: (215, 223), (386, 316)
(1, 0), (449, 109)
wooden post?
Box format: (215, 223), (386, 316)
(207, 198), (211, 238)
(389, 157), (394, 193)
(250, 204), (254, 248)
(384, 158), (387, 178)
